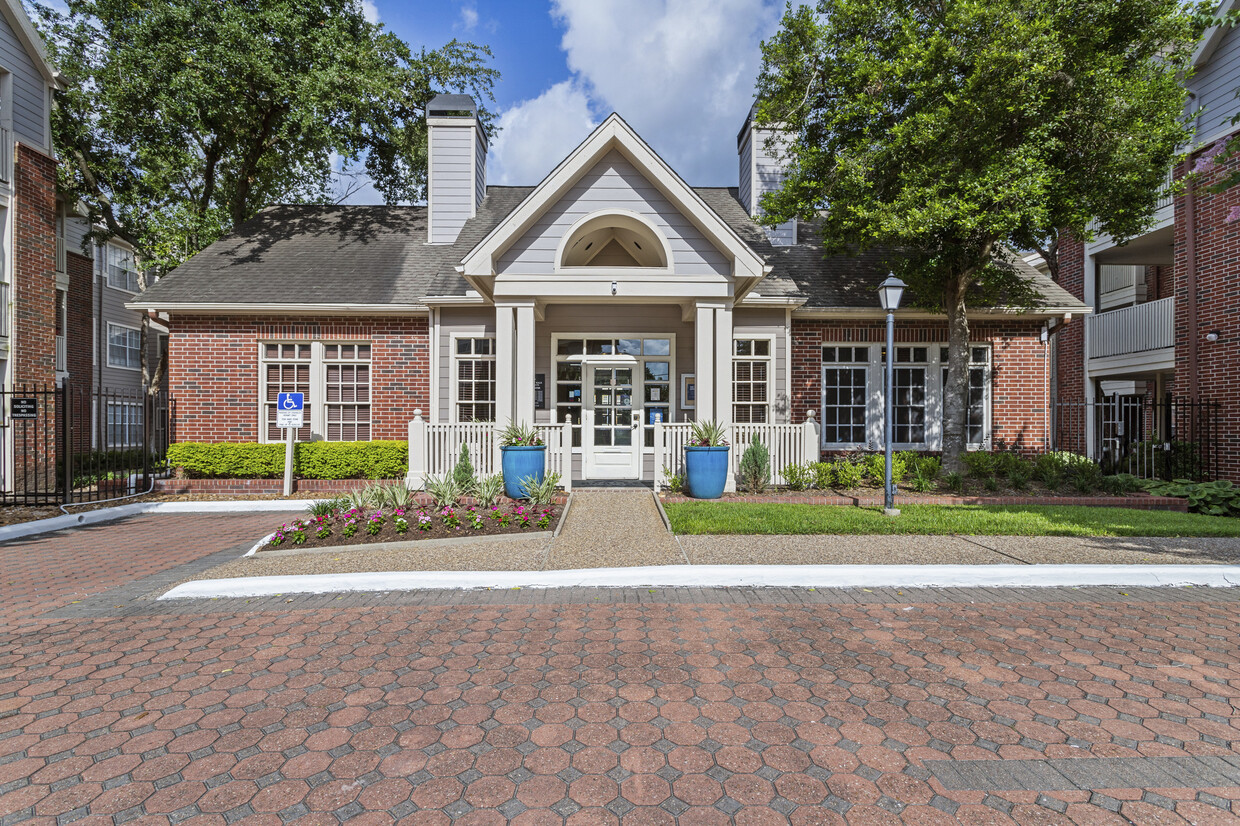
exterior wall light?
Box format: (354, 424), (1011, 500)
(878, 274), (906, 516)
(611, 280), (618, 296)
(1207, 330), (1220, 342)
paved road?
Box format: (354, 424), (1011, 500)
(3, 514), (1240, 824)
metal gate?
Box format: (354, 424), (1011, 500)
(1051, 394), (1219, 481)
(0, 383), (171, 505)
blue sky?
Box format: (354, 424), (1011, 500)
(365, 0), (791, 194)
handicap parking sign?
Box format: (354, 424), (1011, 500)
(276, 392), (304, 428)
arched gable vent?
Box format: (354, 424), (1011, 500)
(558, 211), (670, 269)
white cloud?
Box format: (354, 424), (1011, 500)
(488, 80), (598, 186)
(459, 4), (479, 31)
(548, 0), (785, 185)
(359, 0), (380, 24)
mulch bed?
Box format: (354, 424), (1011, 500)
(260, 503), (564, 552)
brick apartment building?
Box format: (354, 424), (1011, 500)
(133, 96), (1084, 486)
(1049, 3), (1240, 481)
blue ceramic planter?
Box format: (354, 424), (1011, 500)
(684, 445), (730, 499)
(501, 445), (546, 499)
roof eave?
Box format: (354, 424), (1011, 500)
(126, 301), (431, 316)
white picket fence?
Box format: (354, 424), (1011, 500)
(654, 413), (821, 491)
(407, 411), (573, 491)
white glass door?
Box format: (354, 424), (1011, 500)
(584, 365), (640, 478)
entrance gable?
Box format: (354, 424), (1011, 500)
(497, 149), (730, 278)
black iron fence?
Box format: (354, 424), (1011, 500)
(1052, 394), (1219, 481)
(0, 383), (172, 505)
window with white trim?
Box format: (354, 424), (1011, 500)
(105, 243), (141, 293)
(106, 402), (141, 447)
(893, 346), (928, 445)
(107, 323), (141, 370)
(821, 346), (870, 446)
(940, 346), (990, 448)
(454, 337), (495, 422)
(324, 343), (371, 441)
(733, 339), (770, 423)
(262, 343), (313, 442)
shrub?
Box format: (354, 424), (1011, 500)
(167, 441), (407, 480)
(1145, 479), (1240, 517)
(1036, 451), (1098, 480)
(962, 451), (997, 478)
(863, 452), (907, 485)
(833, 458), (865, 489)
(1007, 470), (1029, 491)
(783, 463), (812, 492)
(1034, 464), (1061, 491)
(739, 435), (770, 493)
(911, 455), (942, 479)
(1071, 463), (1103, 494)
(943, 471), (965, 493)
(811, 461), (835, 490)
(453, 444), (475, 492)
(375, 481), (414, 510)
(983, 475), (1001, 492)
(909, 465), (937, 493)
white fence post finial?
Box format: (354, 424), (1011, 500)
(407, 409), (427, 489)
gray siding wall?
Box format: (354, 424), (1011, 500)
(0, 11), (46, 148)
(497, 150), (731, 277)
(1192, 25), (1240, 140)
(474, 127), (486, 211)
(66, 216), (91, 258)
(436, 307), (494, 423)
(428, 122), (476, 244)
(95, 247), (145, 392)
(751, 129), (797, 245)
(738, 130), (753, 214)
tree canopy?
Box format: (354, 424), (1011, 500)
(755, 0), (1197, 466)
(33, 0), (499, 272)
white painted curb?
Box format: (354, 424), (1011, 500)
(158, 563), (1240, 601)
(0, 499), (319, 544)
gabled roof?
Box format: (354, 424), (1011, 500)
(1194, 0), (1239, 68)
(458, 114), (769, 288)
(1, 0), (60, 87)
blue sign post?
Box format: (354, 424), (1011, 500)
(276, 392), (304, 496)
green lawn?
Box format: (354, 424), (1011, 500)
(663, 502), (1240, 538)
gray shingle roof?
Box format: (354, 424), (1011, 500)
(137, 188), (1085, 314)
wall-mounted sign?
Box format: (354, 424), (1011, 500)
(10, 398), (36, 419)
(534, 374), (546, 409)
(681, 374), (696, 409)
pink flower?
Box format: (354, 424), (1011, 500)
(1226, 205), (1240, 224)
(1195, 142), (1226, 173)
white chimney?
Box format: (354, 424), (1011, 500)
(737, 104), (796, 246)
(427, 94), (487, 244)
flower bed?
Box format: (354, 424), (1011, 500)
(260, 502), (563, 552)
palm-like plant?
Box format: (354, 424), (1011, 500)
(689, 419), (728, 447)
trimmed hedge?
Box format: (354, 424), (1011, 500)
(168, 441), (407, 480)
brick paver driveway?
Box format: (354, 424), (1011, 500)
(4, 515), (1240, 823)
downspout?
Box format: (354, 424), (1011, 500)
(1184, 159), (1200, 401)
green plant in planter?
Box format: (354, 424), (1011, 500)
(739, 435), (770, 493)
(499, 421), (544, 447)
(453, 444), (476, 492)
(689, 419), (728, 446)
(783, 463), (812, 491)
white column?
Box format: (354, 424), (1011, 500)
(515, 303), (536, 425)
(495, 304), (515, 426)
(714, 304), (733, 431)
(694, 302), (716, 422)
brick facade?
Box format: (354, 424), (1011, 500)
(168, 315), (430, 442)
(790, 317), (1051, 455)
(1053, 233), (1086, 409)
(65, 251), (93, 387)
(11, 144), (58, 389)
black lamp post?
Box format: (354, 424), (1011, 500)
(878, 274), (906, 515)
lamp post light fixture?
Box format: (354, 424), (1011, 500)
(878, 274), (906, 516)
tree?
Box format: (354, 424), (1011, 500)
(32, 0), (498, 391)
(755, 0), (1196, 470)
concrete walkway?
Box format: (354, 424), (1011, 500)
(544, 489), (685, 569)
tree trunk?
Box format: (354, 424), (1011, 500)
(941, 277), (971, 473)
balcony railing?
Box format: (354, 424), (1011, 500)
(1155, 167), (1175, 211)
(0, 281), (8, 338)
(1088, 296), (1175, 359)
(55, 334), (66, 373)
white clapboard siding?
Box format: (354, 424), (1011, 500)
(1088, 297), (1175, 359)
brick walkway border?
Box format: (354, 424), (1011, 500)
(660, 492), (1188, 511)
